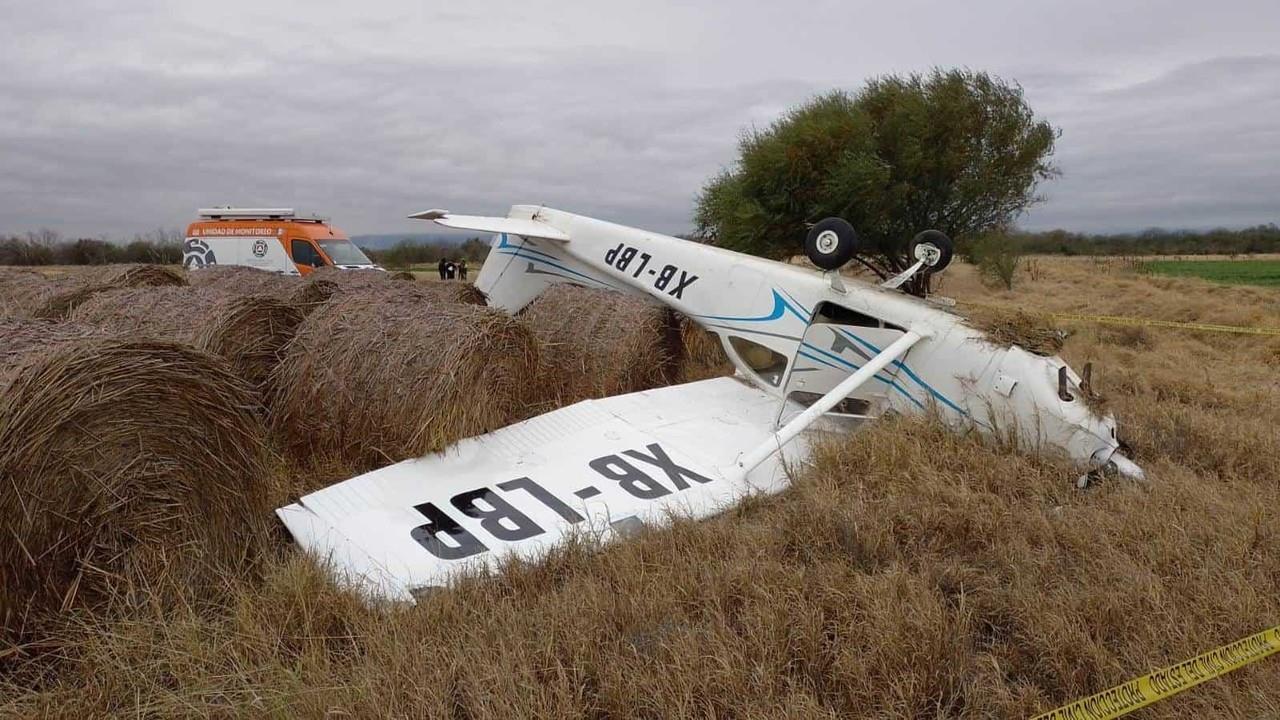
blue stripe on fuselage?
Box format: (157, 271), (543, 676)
(798, 340), (925, 410)
(835, 328), (968, 417)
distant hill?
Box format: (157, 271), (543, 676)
(351, 232), (480, 250)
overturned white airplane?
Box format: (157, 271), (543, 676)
(278, 206), (1141, 601)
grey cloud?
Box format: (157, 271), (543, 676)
(1, 1), (1277, 238)
(1, 26), (813, 236)
(1022, 55), (1280, 231)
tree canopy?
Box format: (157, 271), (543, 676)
(694, 69), (1058, 293)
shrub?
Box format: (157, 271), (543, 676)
(973, 234), (1024, 290)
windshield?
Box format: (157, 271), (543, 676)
(317, 238), (372, 265)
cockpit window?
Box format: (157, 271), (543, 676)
(787, 391), (871, 416)
(813, 301), (906, 332)
(727, 336), (788, 387)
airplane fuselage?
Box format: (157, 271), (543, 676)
(472, 205), (1131, 475)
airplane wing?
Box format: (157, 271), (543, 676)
(277, 377), (816, 601)
(407, 209), (571, 242)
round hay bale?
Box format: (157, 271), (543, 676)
(292, 267), (412, 303)
(30, 263), (188, 320)
(441, 282), (489, 305)
(187, 265), (302, 298)
(0, 269), (55, 319)
(69, 287), (304, 392)
(0, 320), (109, 381)
(31, 281), (115, 321)
(518, 285), (679, 408)
(674, 314), (735, 383)
(294, 268), (486, 307)
(269, 293), (538, 471)
(0, 321), (273, 636)
(89, 263), (186, 288)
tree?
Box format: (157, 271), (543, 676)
(459, 237), (490, 260)
(694, 69), (1058, 295)
(64, 238), (111, 265)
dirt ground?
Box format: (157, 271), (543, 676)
(3, 257), (1279, 718)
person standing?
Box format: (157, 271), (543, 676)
(458, 259), (468, 281)
(445, 260), (456, 280)
(437, 257), (447, 280)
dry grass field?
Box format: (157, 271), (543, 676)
(1, 258), (1278, 718)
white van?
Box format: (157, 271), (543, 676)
(184, 208), (379, 276)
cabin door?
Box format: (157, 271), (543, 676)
(778, 302), (909, 425)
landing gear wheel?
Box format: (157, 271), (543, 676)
(805, 218), (860, 271)
(908, 230), (954, 273)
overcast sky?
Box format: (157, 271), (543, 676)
(2, 0), (1278, 239)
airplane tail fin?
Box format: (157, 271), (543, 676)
(475, 232), (616, 313)
(410, 207), (616, 313)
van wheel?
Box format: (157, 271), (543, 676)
(805, 218), (860, 271)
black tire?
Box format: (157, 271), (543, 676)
(805, 218), (860, 271)
(908, 230), (953, 272)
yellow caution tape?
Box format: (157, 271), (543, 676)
(1049, 312), (1280, 337)
(1032, 625), (1280, 720)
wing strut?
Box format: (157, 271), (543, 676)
(880, 258), (928, 290)
(737, 328), (927, 473)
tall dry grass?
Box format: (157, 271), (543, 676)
(1, 258), (1278, 718)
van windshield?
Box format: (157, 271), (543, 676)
(318, 239), (372, 265)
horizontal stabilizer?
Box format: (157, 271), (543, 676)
(407, 209), (570, 242)
(277, 377), (814, 601)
